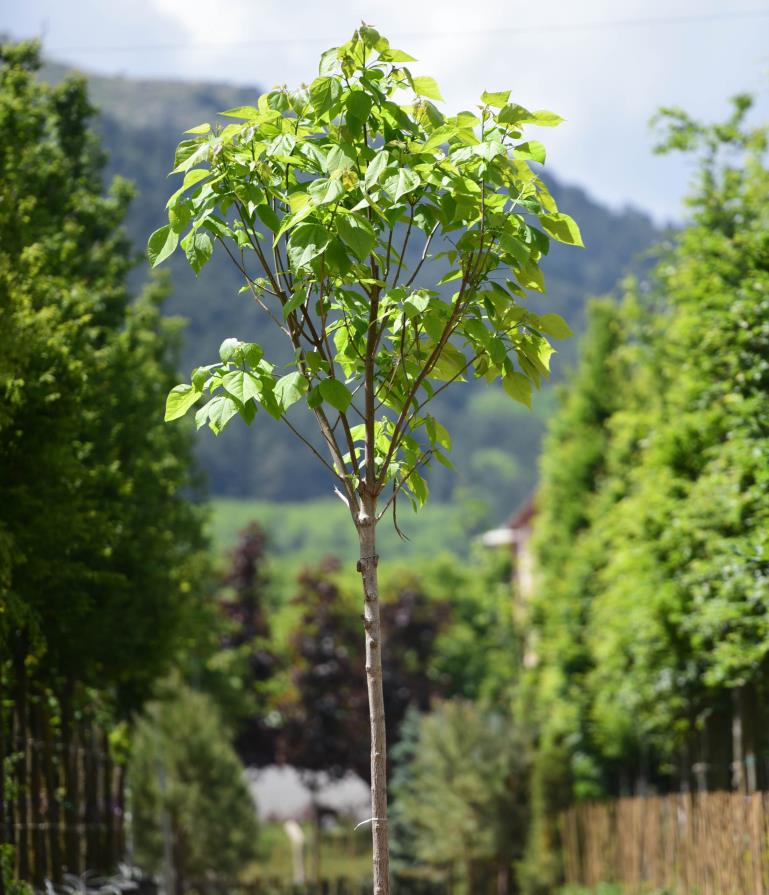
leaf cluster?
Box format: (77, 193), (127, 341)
(151, 25), (581, 518)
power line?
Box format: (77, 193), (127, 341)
(45, 7), (769, 55)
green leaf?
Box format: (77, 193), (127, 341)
(499, 231), (529, 265)
(282, 287), (307, 319)
(222, 370), (262, 403)
(325, 144), (356, 174)
(538, 313), (574, 340)
(168, 202), (191, 235)
(498, 105), (563, 128)
(165, 384), (202, 421)
(430, 343), (467, 381)
(503, 372), (532, 408)
(182, 230), (213, 274)
(498, 103), (531, 126)
(274, 372), (309, 410)
(383, 168), (420, 203)
(206, 394), (240, 434)
(517, 262), (545, 292)
(379, 48), (417, 62)
(256, 203), (281, 234)
(219, 338), (241, 362)
(474, 141), (505, 161)
(337, 214), (376, 261)
(220, 105), (260, 119)
(319, 378), (353, 412)
(310, 76), (342, 115)
(166, 169), (211, 208)
(364, 151), (390, 189)
(404, 291), (431, 316)
(481, 90), (510, 108)
(408, 468), (429, 508)
(346, 91), (373, 123)
(412, 76), (444, 102)
(531, 109), (564, 127)
(308, 176), (346, 206)
(287, 223), (331, 268)
(185, 122), (211, 135)
(239, 398), (257, 425)
(171, 140), (208, 174)
(244, 343), (264, 367)
(307, 385), (323, 409)
(319, 47), (340, 75)
(148, 225), (179, 268)
(514, 141), (546, 164)
(540, 213), (584, 247)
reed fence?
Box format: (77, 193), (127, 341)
(561, 791), (769, 895)
(1, 724), (126, 888)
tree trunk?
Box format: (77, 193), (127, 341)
(356, 495), (389, 895)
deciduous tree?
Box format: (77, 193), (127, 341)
(152, 26), (580, 891)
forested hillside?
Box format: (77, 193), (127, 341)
(44, 62), (659, 518)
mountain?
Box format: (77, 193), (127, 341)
(43, 62), (660, 522)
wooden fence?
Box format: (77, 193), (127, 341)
(561, 791), (769, 894)
(1, 722), (126, 888)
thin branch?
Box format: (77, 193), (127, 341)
(218, 239), (291, 335)
(391, 207), (414, 287)
(376, 448), (434, 520)
(400, 353), (480, 435)
(376, 257), (475, 489)
(280, 415), (338, 478)
(403, 222), (439, 289)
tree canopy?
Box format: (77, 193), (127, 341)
(0, 38), (207, 713)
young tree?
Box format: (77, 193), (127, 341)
(390, 701), (529, 894)
(151, 26), (580, 891)
(130, 680), (260, 893)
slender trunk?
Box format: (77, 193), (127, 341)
(356, 495), (389, 895)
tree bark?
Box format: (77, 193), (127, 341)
(357, 495), (389, 895)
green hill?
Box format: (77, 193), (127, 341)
(44, 61), (660, 523)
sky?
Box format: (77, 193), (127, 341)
(4, 0), (769, 223)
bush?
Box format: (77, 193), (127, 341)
(129, 680), (259, 887)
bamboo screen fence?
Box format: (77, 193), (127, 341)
(1, 720), (126, 888)
(561, 791), (769, 895)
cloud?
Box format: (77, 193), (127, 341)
(7, 0), (769, 221)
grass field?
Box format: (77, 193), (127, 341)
(208, 497), (489, 566)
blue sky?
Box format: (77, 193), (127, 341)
(4, 0), (769, 223)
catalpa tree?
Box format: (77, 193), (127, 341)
(149, 25), (580, 894)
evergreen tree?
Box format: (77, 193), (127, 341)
(390, 701), (529, 895)
(129, 681), (260, 891)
